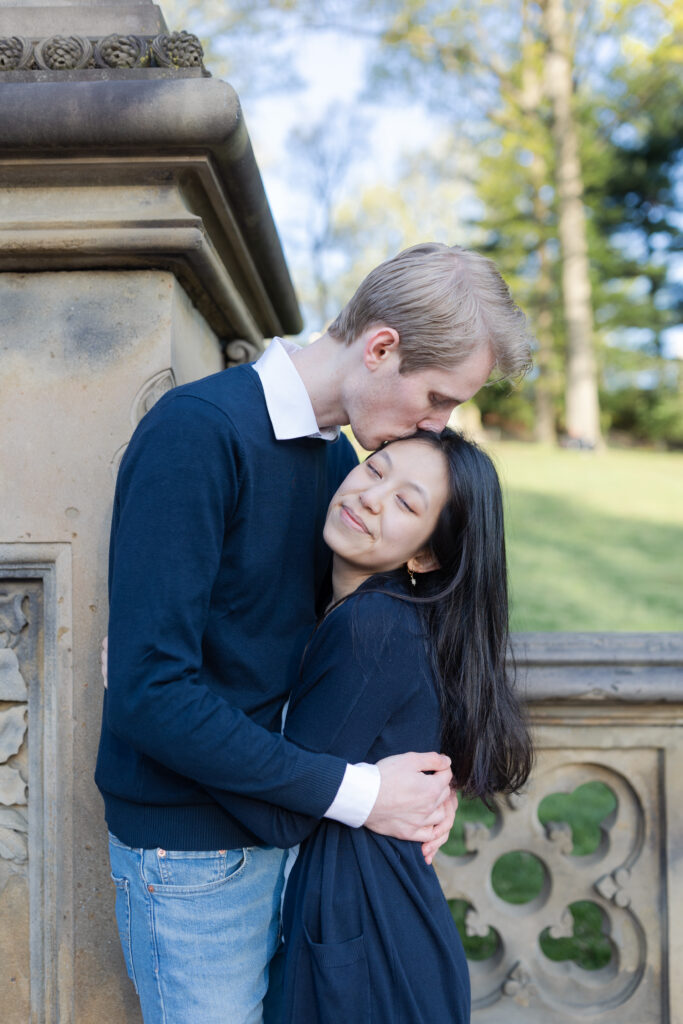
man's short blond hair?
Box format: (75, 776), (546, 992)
(328, 242), (532, 380)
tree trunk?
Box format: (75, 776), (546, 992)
(534, 243), (557, 443)
(542, 0), (603, 448)
(520, 32), (558, 444)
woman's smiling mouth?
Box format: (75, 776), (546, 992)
(340, 504), (372, 535)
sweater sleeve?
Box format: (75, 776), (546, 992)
(215, 590), (423, 846)
(105, 395), (346, 818)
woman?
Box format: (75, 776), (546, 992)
(218, 428), (533, 1023)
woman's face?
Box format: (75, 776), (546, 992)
(323, 439), (448, 579)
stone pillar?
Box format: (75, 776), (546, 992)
(0, 5), (301, 1019)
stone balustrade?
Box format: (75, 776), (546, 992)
(435, 632), (683, 1023)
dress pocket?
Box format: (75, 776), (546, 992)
(294, 929), (371, 1023)
(110, 873), (138, 993)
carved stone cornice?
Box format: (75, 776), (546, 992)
(0, 30), (207, 77)
(0, 76), (303, 340)
(512, 631), (683, 704)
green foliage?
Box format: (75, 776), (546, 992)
(538, 782), (617, 856)
(601, 379), (683, 447)
(448, 899), (499, 961)
(539, 902), (613, 971)
(491, 851), (545, 903)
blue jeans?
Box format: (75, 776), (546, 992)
(108, 833), (287, 1024)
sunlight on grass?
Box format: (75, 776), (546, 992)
(482, 443), (683, 631)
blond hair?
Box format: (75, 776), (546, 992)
(328, 243), (532, 380)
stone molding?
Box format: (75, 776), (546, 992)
(0, 3), (167, 41)
(0, 30), (207, 74)
(0, 77), (303, 339)
(0, 544), (74, 1023)
(512, 631), (683, 703)
(435, 632), (683, 1022)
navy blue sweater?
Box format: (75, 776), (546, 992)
(95, 364), (358, 851)
(218, 585), (471, 1023)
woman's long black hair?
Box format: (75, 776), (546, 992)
(370, 428), (532, 800)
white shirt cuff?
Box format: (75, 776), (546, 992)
(324, 762), (381, 828)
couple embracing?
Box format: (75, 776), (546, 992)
(96, 242), (533, 1023)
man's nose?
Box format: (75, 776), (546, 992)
(416, 411), (451, 433)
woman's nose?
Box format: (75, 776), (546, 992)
(359, 488), (381, 513)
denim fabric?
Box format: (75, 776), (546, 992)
(108, 833), (287, 1024)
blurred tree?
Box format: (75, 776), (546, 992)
(280, 106), (369, 327)
(161, 0), (682, 444)
(542, 0), (602, 446)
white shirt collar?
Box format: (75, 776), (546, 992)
(252, 337), (340, 442)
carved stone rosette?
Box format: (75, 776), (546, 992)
(224, 338), (263, 367)
(110, 368), (178, 479)
(0, 31), (205, 72)
(0, 35), (32, 70)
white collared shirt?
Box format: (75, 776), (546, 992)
(253, 336), (339, 442)
(253, 339), (380, 828)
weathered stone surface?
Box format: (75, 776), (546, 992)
(0, 823), (27, 861)
(0, 2), (167, 39)
(0, 76), (302, 337)
(0, 873), (30, 1022)
(0, 649), (28, 700)
(0, 764), (27, 806)
(0, 806), (27, 832)
(0, 591), (27, 638)
(0, 705), (27, 761)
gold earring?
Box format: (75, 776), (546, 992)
(408, 566), (417, 587)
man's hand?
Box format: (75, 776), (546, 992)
(365, 751), (453, 845)
(101, 635), (108, 689)
(421, 789), (458, 865)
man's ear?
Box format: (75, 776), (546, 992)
(407, 548), (441, 575)
(363, 326), (400, 370)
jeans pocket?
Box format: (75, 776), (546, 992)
(150, 847), (248, 894)
(297, 930), (371, 1023)
(111, 873), (138, 994)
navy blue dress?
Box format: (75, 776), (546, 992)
(222, 583), (471, 1023)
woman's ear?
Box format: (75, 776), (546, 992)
(407, 548), (441, 576)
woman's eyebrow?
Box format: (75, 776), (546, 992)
(405, 481), (429, 507)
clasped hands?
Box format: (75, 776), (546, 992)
(367, 751), (457, 865)
(100, 637), (456, 862)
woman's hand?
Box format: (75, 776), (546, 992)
(421, 790), (458, 865)
(101, 635), (108, 688)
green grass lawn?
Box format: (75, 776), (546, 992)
(444, 443), (681, 963)
(482, 442), (683, 631)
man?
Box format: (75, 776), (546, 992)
(96, 242), (531, 1023)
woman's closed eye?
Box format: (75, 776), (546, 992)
(367, 461), (382, 478)
(397, 494), (417, 514)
